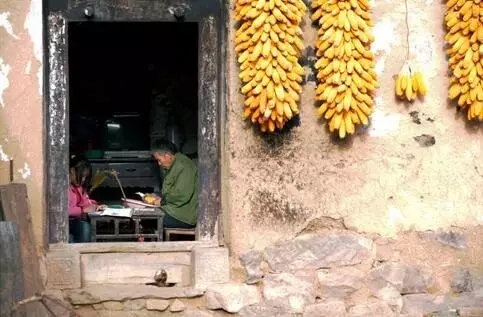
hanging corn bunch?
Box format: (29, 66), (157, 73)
(395, 62), (427, 101)
(394, 0), (427, 102)
(444, 0), (483, 120)
(234, 0), (307, 133)
(312, 0), (378, 139)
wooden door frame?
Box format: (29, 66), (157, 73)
(43, 0), (224, 245)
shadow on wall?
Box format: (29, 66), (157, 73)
(248, 188), (308, 226)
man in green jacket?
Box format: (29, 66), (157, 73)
(150, 139), (198, 229)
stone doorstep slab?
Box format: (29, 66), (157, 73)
(65, 284), (205, 305)
(46, 245), (229, 290)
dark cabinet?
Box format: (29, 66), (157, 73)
(89, 159), (161, 193)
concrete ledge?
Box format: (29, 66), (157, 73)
(65, 284), (204, 304)
(49, 240), (217, 253)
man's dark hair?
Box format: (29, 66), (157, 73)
(152, 139), (178, 155)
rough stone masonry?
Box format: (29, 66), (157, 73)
(60, 231), (483, 317)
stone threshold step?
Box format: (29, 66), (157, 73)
(64, 284), (205, 305)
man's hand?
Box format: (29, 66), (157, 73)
(97, 204), (107, 211)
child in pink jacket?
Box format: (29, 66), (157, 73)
(68, 183), (97, 217)
(69, 155), (98, 242)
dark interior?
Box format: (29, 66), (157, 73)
(68, 21), (198, 156)
(67, 22), (199, 241)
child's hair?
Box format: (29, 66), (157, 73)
(69, 154), (92, 189)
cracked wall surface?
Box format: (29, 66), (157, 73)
(225, 0), (483, 260)
(0, 0), (43, 251)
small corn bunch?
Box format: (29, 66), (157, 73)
(312, 0), (378, 139)
(444, 0), (483, 120)
(235, 0), (307, 133)
(395, 62), (427, 101)
(89, 170), (108, 194)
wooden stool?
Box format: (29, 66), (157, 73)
(164, 228), (196, 241)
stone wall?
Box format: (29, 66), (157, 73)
(57, 229), (483, 317)
(233, 229), (483, 317)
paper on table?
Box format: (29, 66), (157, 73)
(90, 207), (133, 218)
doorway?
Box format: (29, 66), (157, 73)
(45, 1), (222, 245)
(66, 22), (198, 242)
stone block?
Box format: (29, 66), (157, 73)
(169, 299), (185, 312)
(39, 295), (75, 317)
(375, 285), (403, 313)
(367, 262), (407, 292)
(458, 307), (483, 317)
(451, 268), (473, 293)
(426, 311), (458, 317)
(239, 250), (264, 284)
(375, 243), (395, 263)
(146, 299), (169, 311)
(46, 248), (81, 289)
(239, 305), (296, 317)
(303, 300), (347, 317)
(401, 294), (447, 316)
(402, 267), (434, 295)
(348, 300), (395, 317)
(103, 301), (124, 311)
(205, 283), (260, 313)
(263, 272), (316, 313)
(191, 247), (229, 290)
(124, 299), (146, 310)
(93, 304), (104, 310)
(73, 305), (99, 317)
(183, 308), (214, 317)
(317, 267), (364, 298)
(264, 235), (374, 272)
(400, 294), (483, 316)
(96, 311), (151, 317)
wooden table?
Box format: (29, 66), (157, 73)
(89, 208), (164, 242)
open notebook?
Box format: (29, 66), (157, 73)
(89, 207), (133, 218)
